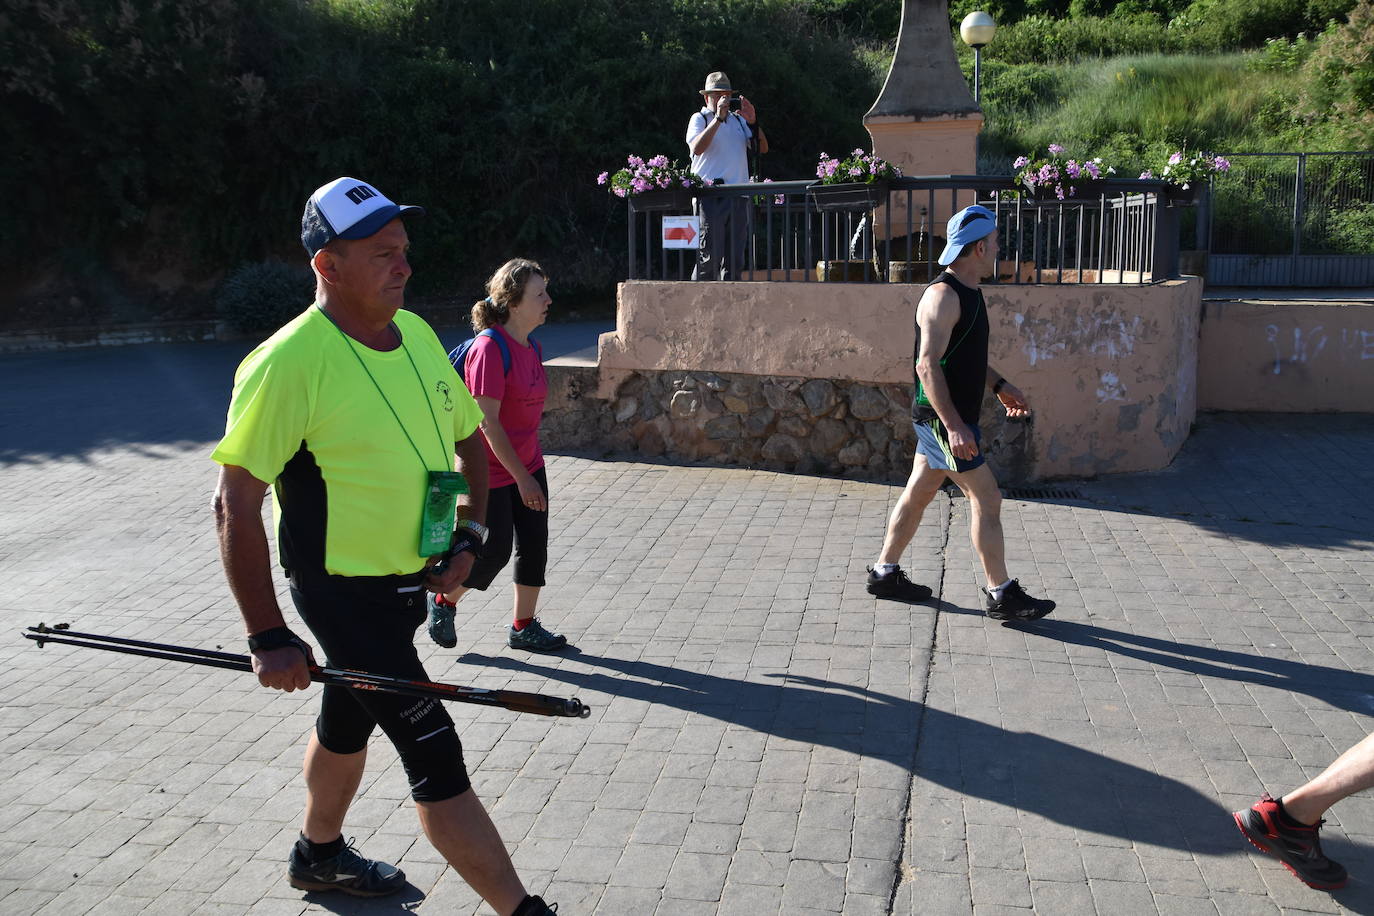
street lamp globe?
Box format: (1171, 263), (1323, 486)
(960, 11), (997, 49)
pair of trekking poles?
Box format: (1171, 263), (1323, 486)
(22, 622), (590, 719)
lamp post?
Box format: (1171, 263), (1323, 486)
(959, 11), (997, 105)
(960, 11), (997, 168)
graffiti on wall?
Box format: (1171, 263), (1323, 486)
(1265, 324), (1374, 375)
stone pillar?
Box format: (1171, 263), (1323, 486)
(864, 0), (983, 244)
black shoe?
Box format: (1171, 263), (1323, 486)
(866, 566), (932, 602)
(1234, 792), (1348, 890)
(512, 894), (559, 915)
(982, 580), (1055, 621)
(288, 837), (406, 897)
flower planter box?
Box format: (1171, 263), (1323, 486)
(1025, 178), (1107, 202)
(808, 181), (890, 212)
(1164, 184), (1202, 206)
(628, 189), (696, 213)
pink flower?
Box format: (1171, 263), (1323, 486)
(596, 171), (609, 185)
(1048, 143), (1064, 155)
(614, 187), (627, 198)
(628, 155), (644, 167)
(1213, 157), (1231, 171)
(1084, 161), (1101, 179)
(1168, 152), (1183, 165)
(848, 166), (862, 177)
(1139, 169), (1154, 179)
(1055, 186), (1066, 200)
(680, 178), (692, 188)
(853, 148), (865, 157)
(648, 154), (669, 168)
(1013, 156), (1029, 169)
(1066, 160), (1081, 178)
(657, 174), (671, 188)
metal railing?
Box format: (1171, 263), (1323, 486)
(627, 175), (1181, 285)
(1207, 151), (1374, 287)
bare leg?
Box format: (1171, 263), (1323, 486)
(877, 455), (947, 566)
(947, 464), (1009, 586)
(417, 789), (527, 915)
(513, 584), (541, 624)
(1283, 732), (1374, 825)
(440, 585), (469, 604)
(302, 733), (366, 842)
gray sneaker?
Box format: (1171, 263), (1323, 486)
(509, 618), (568, 652)
(426, 592), (457, 648)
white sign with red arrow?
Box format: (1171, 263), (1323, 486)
(662, 216), (701, 249)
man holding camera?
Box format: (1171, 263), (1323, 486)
(686, 70), (768, 281)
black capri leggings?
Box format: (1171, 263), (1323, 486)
(463, 466), (549, 590)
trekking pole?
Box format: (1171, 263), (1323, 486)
(23, 623), (590, 719)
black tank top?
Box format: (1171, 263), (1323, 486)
(911, 271), (989, 427)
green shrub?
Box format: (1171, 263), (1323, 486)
(215, 261), (313, 334)
(1325, 203), (1374, 254)
(1297, 0), (1374, 148)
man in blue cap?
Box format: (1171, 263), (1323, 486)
(866, 204), (1056, 622)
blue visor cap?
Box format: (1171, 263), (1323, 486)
(937, 205), (998, 266)
(301, 177), (425, 256)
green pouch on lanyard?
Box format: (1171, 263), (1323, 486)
(915, 296), (983, 407)
(419, 470), (469, 556)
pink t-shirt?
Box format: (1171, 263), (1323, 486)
(463, 324), (547, 489)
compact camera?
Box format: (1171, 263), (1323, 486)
(729, 95), (745, 110)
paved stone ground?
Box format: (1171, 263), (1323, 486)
(1, 341), (1372, 915)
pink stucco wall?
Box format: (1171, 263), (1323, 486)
(1198, 301), (1374, 412)
(598, 278), (1202, 479)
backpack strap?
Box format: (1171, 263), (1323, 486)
(449, 327), (513, 377)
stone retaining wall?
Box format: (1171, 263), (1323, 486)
(542, 364), (1034, 483)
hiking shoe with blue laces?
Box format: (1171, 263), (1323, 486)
(509, 618), (568, 652)
(426, 592), (457, 649)
(287, 837), (405, 897)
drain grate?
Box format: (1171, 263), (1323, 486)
(1005, 486), (1083, 500)
(941, 485), (1084, 500)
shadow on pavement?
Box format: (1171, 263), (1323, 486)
(458, 649), (1228, 854)
(296, 884), (426, 914)
(1020, 619), (1374, 718)
(0, 342), (251, 465)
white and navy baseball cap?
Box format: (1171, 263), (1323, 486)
(937, 204), (998, 266)
(300, 177), (424, 256)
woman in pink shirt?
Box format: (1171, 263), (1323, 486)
(427, 259), (569, 653)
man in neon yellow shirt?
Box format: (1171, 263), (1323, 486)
(211, 177), (555, 916)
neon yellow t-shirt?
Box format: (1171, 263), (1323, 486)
(211, 305), (482, 576)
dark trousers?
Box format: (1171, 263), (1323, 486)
(463, 466), (549, 590)
(693, 196), (750, 281)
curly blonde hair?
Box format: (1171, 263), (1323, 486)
(471, 258), (547, 331)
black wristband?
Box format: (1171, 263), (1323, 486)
(450, 528), (484, 559)
(993, 377), (1007, 395)
(716, 115), (726, 124)
(247, 625), (308, 658)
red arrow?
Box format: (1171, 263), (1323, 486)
(664, 225), (697, 243)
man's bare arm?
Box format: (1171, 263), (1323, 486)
(213, 465), (311, 690)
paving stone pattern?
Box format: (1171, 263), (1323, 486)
(1, 343), (1372, 915)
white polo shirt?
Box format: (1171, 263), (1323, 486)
(686, 108), (753, 185)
